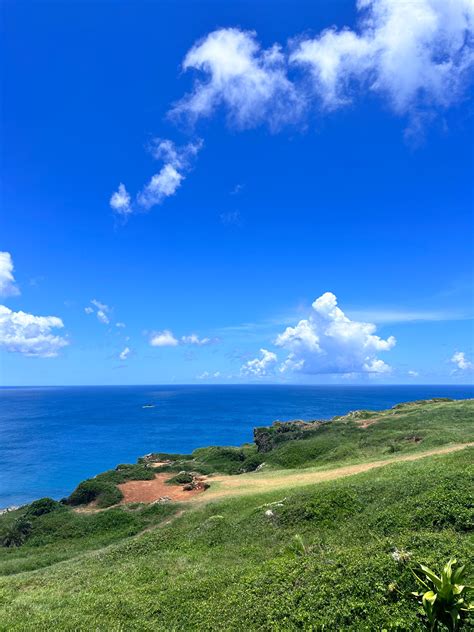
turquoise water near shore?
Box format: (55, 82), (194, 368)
(1, 384), (473, 507)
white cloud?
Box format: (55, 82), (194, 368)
(181, 333), (216, 346)
(241, 348), (278, 377)
(197, 370), (222, 379)
(346, 308), (470, 323)
(111, 139), (202, 216)
(0, 305), (68, 357)
(110, 4), (474, 218)
(149, 330), (217, 347)
(119, 346), (131, 361)
(451, 351), (473, 371)
(291, 0), (474, 115)
(171, 28), (303, 129)
(150, 330), (179, 347)
(173, 3), (473, 130)
(86, 299), (111, 325)
(137, 164), (183, 209)
(275, 291), (395, 375)
(0, 252), (20, 297)
(116, 322), (126, 328)
(408, 370), (419, 377)
(110, 183), (132, 215)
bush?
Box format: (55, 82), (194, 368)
(238, 454), (265, 473)
(25, 498), (64, 517)
(67, 479), (123, 508)
(166, 472), (194, 485)
(0, 516), (32, 548)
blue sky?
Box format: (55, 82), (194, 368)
(1, 0), (473, 386)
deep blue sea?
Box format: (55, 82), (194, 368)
(1, 385), (473, 508)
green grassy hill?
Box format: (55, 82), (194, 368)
(0, 399), (472, 630)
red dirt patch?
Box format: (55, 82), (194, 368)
(118, 473), (208, 504)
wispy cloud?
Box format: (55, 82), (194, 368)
(110, 138), (202, 217)
(346, 308), (472, 324)
(85, 299), (112, 325)
(150, 329), (219, 347)
(119, 346), (131, 361)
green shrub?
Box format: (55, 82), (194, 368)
(238, 454), (265, 473)
(166, 472), (194, 485)
(67, 479), (123, 508)
(25, 498), (64, 517)
(0, 516), (32, 548)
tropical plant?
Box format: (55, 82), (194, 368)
(412, 559), (473, 631)
(0, 516), (33, 548)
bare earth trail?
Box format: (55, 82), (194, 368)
(189, 442), (474, 504)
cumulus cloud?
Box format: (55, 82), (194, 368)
(0, 252), (20, 297)
(241, 348), (278, 377)
(275, 292), (395, 375)
(85, 299), (111, 324)
(291, 0), (474, 115)
(451, 350), (472, 370)
(172, 2), (473, 129)
(110, 139), (202, 216)
(0, 305), (68, 357)
(119, 346), (131, 361)
(150, 330), (179, 347)
(109, 183), (132, 216)
(171, 28), (304, 129)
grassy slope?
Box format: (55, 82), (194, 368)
(0, 448), (472, 630)
(259, 398), (474, 469)
(0, 399), (472, 630)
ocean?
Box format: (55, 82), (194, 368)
(1, 384), (473, 508)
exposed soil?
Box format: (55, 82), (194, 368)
(118, 473), (207, 504)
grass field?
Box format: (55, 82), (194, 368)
(0, 398), (472, 630)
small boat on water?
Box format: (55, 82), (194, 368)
(142, 404), (156, 409)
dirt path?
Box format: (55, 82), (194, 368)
(193, 442), (473, 503)
(118, 472), (206, 504)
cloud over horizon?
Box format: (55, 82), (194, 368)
(241, 291), (397, 378)
(275, 292), (396, 375)
(240, 348), (278, 377)
(0, 305), (69, 357)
